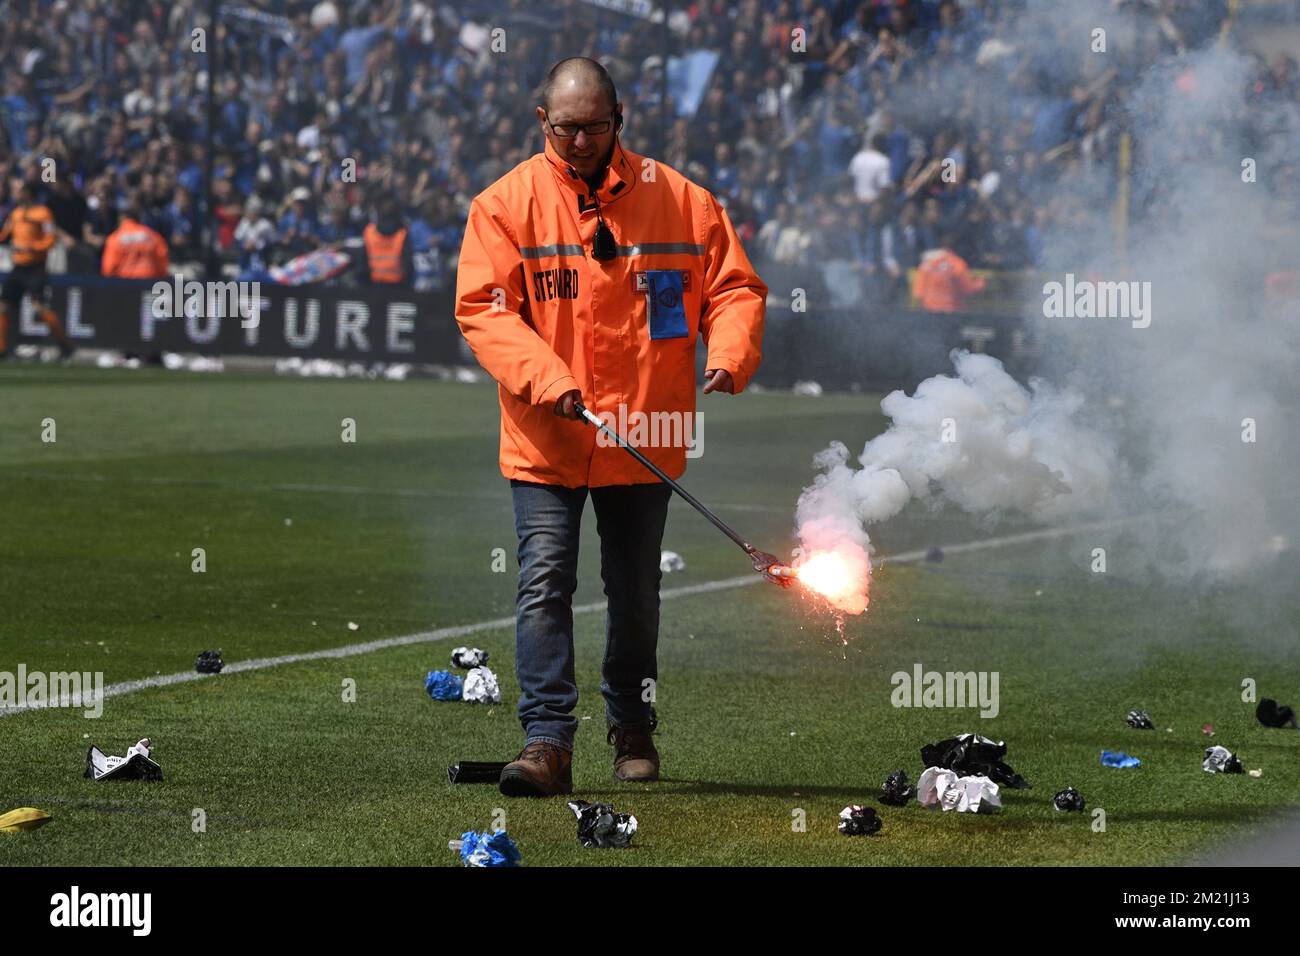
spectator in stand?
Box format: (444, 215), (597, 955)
(865, 108), (913, 184)
(784, 205), (816, 267)
(45, 176), (95, 272)
(726, 186), (760, 244)
(860, 197), (902, 302)
(316, 181), (353, 245)
(863, 27), (913, 85)
(978, 199), (1031, 270)
(895, 200), (925, 273)
(276, 187), (320, 259)
(917, 196), (944, 254)
(211, 178), (244, 257)
(818, 100), (858, 185)
(101, 196), (169, 279)
(754, 201), (781, 262)
(162, 186), (201, 267)
(83, 177), (117, 259)
(339, 7), (397, 87)
(712, 142), (738, 198)
(406, 195), (440, 293)
(928, 1), (972, 57)
(849, 133), (893, 204)
(902, 129), (964, 204)
(232, 196), (277, 280)
(828, 2), (882, 73)
(913, 230), (986, 313)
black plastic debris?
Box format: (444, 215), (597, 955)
(1202, 745), (1244, 774)
(880, 769), (915, 806)
(85, 739), (162, 782)
(1126, 709), (1155, 730)
(920, 733), (1030, 789)
(447, 761), (509, 784)
(567, 799), (637, 848)
(195, 650), (224, 674)
(925, 547), (944, 563)
(838, 805), (882, 836)
(1256, 698), (1298, 729)
(450, 646), (489, 669)
(648, 705), (658, 733)
(1053, 787), (1086, 812)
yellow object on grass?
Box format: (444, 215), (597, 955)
(0, 807), (52, 832)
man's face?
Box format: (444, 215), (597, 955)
(536, 82), (619, 182)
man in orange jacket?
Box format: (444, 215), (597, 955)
(101, 198), (170, 280)
(913, 233), (986, 313)
(455, 57), (766, 797)
(0, 181), (74, 359)
(360, 194), (413, 284)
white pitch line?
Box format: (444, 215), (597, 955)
(0, 517), (1125, 718)
(874, 515), (1139, 565)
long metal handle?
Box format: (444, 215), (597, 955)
(573, 400), (755, 556)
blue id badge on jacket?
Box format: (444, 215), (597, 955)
(645, 269), (688, 340)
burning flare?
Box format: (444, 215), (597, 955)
(793, 547), (870, 615)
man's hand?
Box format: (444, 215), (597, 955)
(554, 388), (583, 419)
(703, 368), (734, 394)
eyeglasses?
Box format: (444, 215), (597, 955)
(544, 112), (615, 138)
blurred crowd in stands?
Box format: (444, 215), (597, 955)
(0, 0), (1295, 309)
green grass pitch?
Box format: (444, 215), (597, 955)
(1, 365), (1297, 865)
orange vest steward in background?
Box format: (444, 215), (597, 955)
(363, 224), (407, 283)
(455, 137), (766, 489)
(913, 247), (986, 313)
(101, 216), (170, 278)
(0, 204), (56, 266)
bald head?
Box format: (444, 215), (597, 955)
(540, 57), (617, 113)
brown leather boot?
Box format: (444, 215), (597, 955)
(608, 723), (660, 782)
(499, 741), (573, 797)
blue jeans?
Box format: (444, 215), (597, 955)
(511, 479), (672, 752)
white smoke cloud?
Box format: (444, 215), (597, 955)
(794, 351), (1118, 611)
(1035, 41), (1300, 578)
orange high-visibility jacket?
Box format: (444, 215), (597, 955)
(455, 137), (766, 488)
(913, 247), (986, 313)
(363, 223), (407, 283)
(101, 217), (170, 279)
